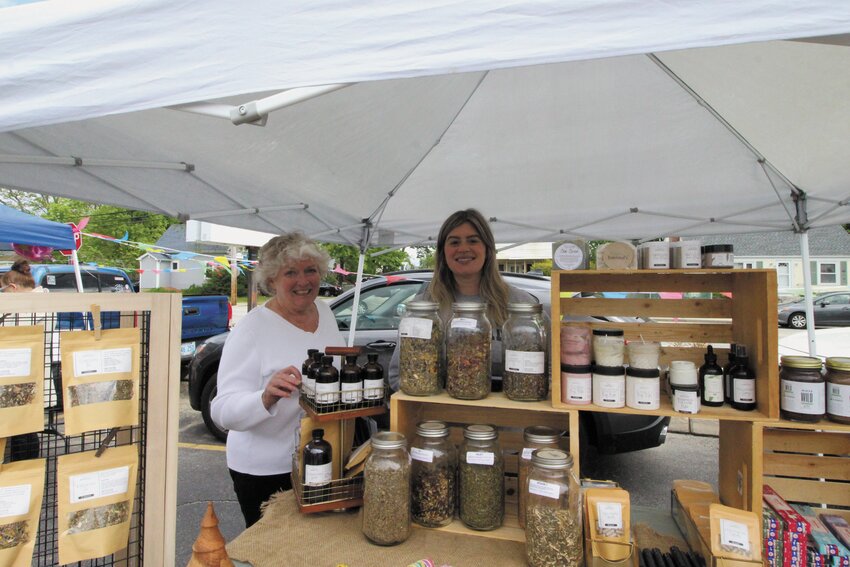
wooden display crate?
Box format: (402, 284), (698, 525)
(550, 269), (779, 421)
(390, 391), (580, 543)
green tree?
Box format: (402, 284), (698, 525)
(321, 243), (411, 275)
(530, 260), (552, 275)
(414, 246), (436, 269)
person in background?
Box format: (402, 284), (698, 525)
(388, 208), (538, 391)
(210, 232), (345, 528)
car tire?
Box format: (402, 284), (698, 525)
(788, 312), (807, 329)
(201, 374), (228, 442)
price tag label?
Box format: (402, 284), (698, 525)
(411, 447), (434, 463)
(597, 502), (623, 530)
(528, 480), (561, 500)
(0, 484), (31, 518)
(69, 466), (130, 503)
(451, 318), (478, 329)
(399, 317), (433, 340)
(466, 451), (495, 465)
(720, 518), (751, 553)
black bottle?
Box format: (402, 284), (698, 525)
(305, 350), (324, 401)
(340, 355), (363, 407)
(302, 348), (319, 376)
(315, 355), (340, 407)
(362, 353), (384, 405)
(699, 345), (725, 407)
(723, 343), (737, 404)
(302, 428), (332, 503)
(730, 346), (756, 411)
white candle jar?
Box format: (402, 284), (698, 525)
(561, 364), (592, 405)
(669, 360), (698, 387)
(627, 341), (660, 369)
(592, 365), (626, 408)
(626, 367), (660, 410)
(592, 329), (625, 367)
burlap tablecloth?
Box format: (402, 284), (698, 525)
(226, 491), (527, 567)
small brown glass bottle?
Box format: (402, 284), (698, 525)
(340, 354), (363, 408)
(699, 345), (724, 407)
(303, 428), (332, 503)
(315, 355), (340, 407)
(723, 343), (737, 404)
(730, 346), (756, 411)
(362, 353), (385, 405)
(305, 350), (323, 400)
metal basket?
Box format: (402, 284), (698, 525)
(291, 454), (364, 513)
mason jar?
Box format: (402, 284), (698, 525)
(410, 421), (456, 527)
(399, 300), (444, 396)
(447, 302), (492, 400)
(780, 355), (825, 423)
(826, 357), (850, 424)
(525, 448), (582, 567)
(518, 426), (562, 528)
(362, 432), (411, 545)
(458, 424), (504, 530)
(502, 303), (548, 402)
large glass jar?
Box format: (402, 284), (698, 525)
(362, 432), (411, 545)
(525, 449), (582, 567)
(410, 421), (456, 527)
(458, 424), (504, 530)
(780, 355), (825, 423)
(826, 357), (850, 424)
(503, 303), (548, 402)
(399, 300), (444, 396)
(447, 302), (492, 400)
(518, 426), (562, 528)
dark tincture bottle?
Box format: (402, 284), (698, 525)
(699, 345), (725, 407)
(315, 355), (340, 407)
(305, 350), (323, 400)
(341, 355), (363, 407)
(723, 343), (737, 404)
(303, 428), (332, 503)
(730, 346), (756, 411)
(302, 348), (319, 376)
(362, 353), (385, 405)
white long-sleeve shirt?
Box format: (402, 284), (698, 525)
(211, 300), (344, 476)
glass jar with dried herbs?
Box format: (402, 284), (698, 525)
(458, 424), (503, 530)
(447, 302), (491, 400)
(362, 431), (411, 545)
(399, 301), (444, 396)
(518, 426), (562, 528)
(411, 421), (456, 527)
(525, 448), (582, 567)
(503, 303), (548, 401)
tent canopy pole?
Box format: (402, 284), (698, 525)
(793, 191), (817, 355)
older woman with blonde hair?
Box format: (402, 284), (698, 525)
(211, 232), (344, 527)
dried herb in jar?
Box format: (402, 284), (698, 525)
(0, 520), (29, 549)
(67, 501), (130, 534)
(399, 324), (443, 396)
(447, 331), (490, 399)
(458, 460), (503, 529)
(503, 370), (548, 401)
(411, 464), (455, 527)
(503, 303), (548, 402)
(526, 504), (583, 567)
(0, 382), (36, 408)
(363, 432), (411, 546)
(67, 380), (134, 407)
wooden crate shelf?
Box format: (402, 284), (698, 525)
(550, 269), (779, 420)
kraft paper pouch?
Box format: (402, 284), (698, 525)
(586, 487), (631, 544)
(57, 444), (138, 564)
(0, 458), (46, 567)
(60, 328), (140, 435)
(0, 327), (44, 439)
(709, 503), (761, 562)
(0, 438), (6, 463)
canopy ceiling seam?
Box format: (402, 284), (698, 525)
(310, 222), (365, 240)
(0, 154), (193, 171)
(636, 206), (789, 229)
(759, 160), (800, 231)
(303, 208), (358, 247)
(807, 195), (850, 225)
(187, 203), (307, 220)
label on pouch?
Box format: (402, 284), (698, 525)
(781, 379), (825, 415)
(411, 447), (434, 463)
(720, 518), (751, 553)
(596, 502), (623, 530)
(528, 480), (561, 500)
(505, 350), (545, 374)
(0, 484), (31, 518)
(466, 451), (495, 465)
(399, 317), (433, 340)
(304, 463), (332, 486)
(0, 348), (32, 377)
(70, 466), (129, 503)
(73, 347), (132, 377)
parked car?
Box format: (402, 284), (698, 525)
(188, 270), (669, 451)
(778, 291), (850, 329)
(319, 281), (343, 296)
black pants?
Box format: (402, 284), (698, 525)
(229, 469), (292, 528)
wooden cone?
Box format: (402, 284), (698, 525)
(186, 502), (235, 567)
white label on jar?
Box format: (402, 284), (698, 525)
(521, 447), (537, 460)
(781, 379), (825, 415)
(554, 243), (584, 270)
(340, 381), (362, 404)
(827, 382), (850, 417)
(466, 451), (495, 465)
(566, 374), (592, 402)
(594, 375), (625, 407)
(596, 502), (623, 530)
(399, 317), (433, 340)
(674, 390), (700, 414)
(451, 318), (478, 329)
(315, 381), (340, 404)
(0, 348), (31, 377)
(73, 347), (132, 377)
(411, 447), (434, 463)
(720, 518), (751, 553)
(304, 462), (332, 486)
(0, 484), (31, 518)
(733, 379), (756, 404)
(630, 379), (659, 408)
(703, 374), (724, 402)
(363, 378), (384, 400)
(528, 480), (561, 500)
(302, 375), (316, 396)
(505, 350), (545, 374)
(70, 466), (130, 503)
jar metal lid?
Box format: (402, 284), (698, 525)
(371, 431), (407, 449)
(452, 301), (486, 312)
(531, 448), (574, 469)
(627, 366), (660, 378)
(463, 424), (497, 440)
(826, 357), (850, 371)
(592, 364), (625, 376)
(507, 302), (543, 314)
(416, 420), (450, 438)
(406, 300), (439, 312)
(561, 363), (592, 374)
(781, 355), (824, 370)
(523, 425), (562, 445)
(701, 244), (733, 253)
(593, 329), (624, 337)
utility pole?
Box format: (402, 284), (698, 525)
(229, 245), (238, 306)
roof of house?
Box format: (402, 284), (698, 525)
(155, 224), (230, 255)
(697, 225), (850, 256)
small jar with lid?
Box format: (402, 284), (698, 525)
(592, 329), (625, 367)
(503, 303), (548, 402)
(362, 431), (411, 545)
(626, 366), (660, 410)
(447, 302), (492, 400)
(593, 365), (626, 408)
(458, 424), (504, 530)
(518, 426), (562, 528)
(525, 449), (582, 567)
(780, 355), (825, 423)
(561, 325), (591, 366)
(626, 340), (660, 369)
(399, 300), (444, 396)
(701, 244), (734, 268)
(410, 421), (456, 528)
(826, 357), (850, 424)
(561, 364), (592, 405)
